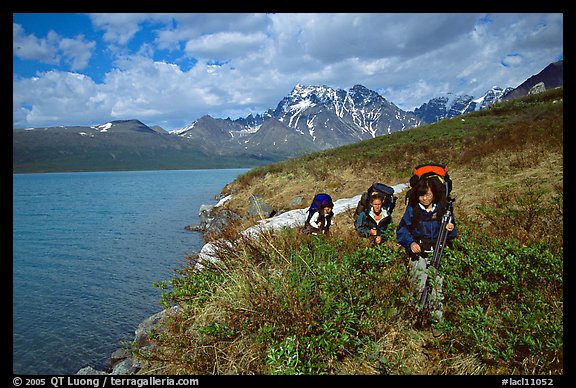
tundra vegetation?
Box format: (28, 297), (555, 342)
(136, 88), (563, 375)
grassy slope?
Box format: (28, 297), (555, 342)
(137, 88), (563, 375)
(222, 87), (563, 232)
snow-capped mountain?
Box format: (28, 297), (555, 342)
(14, 60), (563, 173)
(412, 59), (563, 125)
(174, 84), (423, 159)
(412, 86), (514, 124)
(475, 86), (514, 107)
(275, 84), (422, 139)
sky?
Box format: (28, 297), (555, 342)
(12, 13), (563, 132)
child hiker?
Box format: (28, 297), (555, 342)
(396, 173), (457, 336)
(354, 192), (393, 245)
(303, 198), (334, 235)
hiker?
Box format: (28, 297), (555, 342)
(301, 195), (334, 235)
(396, 173), (457, 335)
(354, 192), (393, 245)
(308, 202), (334, 234)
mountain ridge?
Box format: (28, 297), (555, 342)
(502, 60), (563, 101)
(13, 60), (563, 173)
(174, 83), (424, 159)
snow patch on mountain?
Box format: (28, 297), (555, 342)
(229, 127), (260, 138)
(94, 122), (112, 132)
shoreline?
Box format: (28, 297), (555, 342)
(80, 183), (409, 374)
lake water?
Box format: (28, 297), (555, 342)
(12, 169), (250, 375)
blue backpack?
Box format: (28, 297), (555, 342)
(304, 193), (334, 229)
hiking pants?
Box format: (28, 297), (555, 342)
(409, 255), (444, 323)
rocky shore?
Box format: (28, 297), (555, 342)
(76, 308), (175, 375)
(77, 186), (407, 375)
(75, 193), (282, 375)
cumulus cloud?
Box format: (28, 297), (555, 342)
(184, 31), (269, 60)
(13, 70), (110, 127)
(13, 13), (563, 130)
(13, 24), (61, 65)
(13, 23), (96, 71)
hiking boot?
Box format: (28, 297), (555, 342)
(430, 319), (443, 337)
(431, 326), (443, 337)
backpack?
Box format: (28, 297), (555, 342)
(303, 193), (334, 230)
(405, 163), (455, 237)
(406, 163), (453, 204)
(354, 182), (397, 219)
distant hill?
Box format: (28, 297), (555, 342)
(12, 120), (273, 173)
(502, 60), (563, 101)
(150, 125), (169, 134)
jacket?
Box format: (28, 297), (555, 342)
(308, 210), (333, 233)
(355, 207), (392, 239)
(396, 203), (457, 249)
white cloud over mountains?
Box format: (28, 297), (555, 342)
(13, 13), (563, 131)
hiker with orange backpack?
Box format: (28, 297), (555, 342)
(396, 163), (457, 336)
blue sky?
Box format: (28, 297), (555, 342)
(13, 13), (563, 131)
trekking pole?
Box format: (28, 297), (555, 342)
(431, 199), (454, 268)
(418, 199), (454, 309)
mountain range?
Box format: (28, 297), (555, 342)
(173, 83), (423, 159)
(13, 60), (563, 173)
(412, 86), (514, 123)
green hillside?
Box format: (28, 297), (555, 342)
(12, 127), (275, 173)
(133, 88), (563, 375)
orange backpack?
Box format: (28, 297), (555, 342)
(407, 163), (453, 202)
